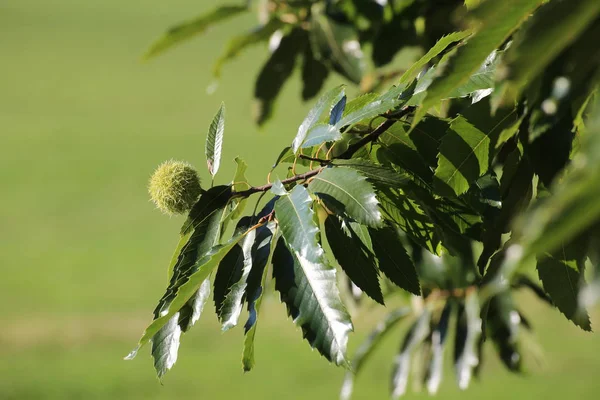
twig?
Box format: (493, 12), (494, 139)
(235, 167), (323, 197)
(299, 154), (329, 164)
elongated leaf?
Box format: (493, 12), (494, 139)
(302, 45), (330, 101)
(330, 95), (347, 125)
(340, 307), (411, 400)
(181, 185), (232, 235)
(151, 278), (210, 378)
(325, 216), (383, 304)
(206, 103), (225, 178)
(126, 233), (247, 363)
(273, 185), (353, 364)
(301, 123), (342, 149)
(335, 96), (398, 131)
(228, 157), (249, 220)
(242, 218), (278, 372)
(254, 28), (305, 125)
(144, 5), (247, 59)
(368, 226), (420, 295)
(454, 291), (482, 390)
(310, 8), (364, 84)
(213, 19), (284, 77)
(537, 237), (591, 331)
(486, 293), (522, 371)
(332, 159), (410, 187)
(293, 85), (345, 153)
(425, 302), (452, 395)
(500, 0), (600, 104)
(416, 0), (543, 122)
(399, 30), (473, 84)
(434, 116), (490, 197)
(390, 310), (431, 399)
(448, 50), (501, 99)
(308, 167), (382, 227)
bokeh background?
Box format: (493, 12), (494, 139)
(1, 1), (599, 399)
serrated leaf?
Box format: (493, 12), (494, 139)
(415, 0), (543, 123)
(126, 233), (247, 365)
(324, 216), (383, 304)
(301, 123), (343, 149)
(390, 310), (431, 399)
(399, 30), (473, 84)
(454, 291), (482, 390)
(434, 115), (490, 197)
(448, 50), (501, 99)
(340, 307), (411, 400)
(273, 185), (353, 364)
(309, 167), (382, 227)
(293, 85), (345, 153)
(206, 103), (225, 178)
(181, 185), (232, 235)
(368, 226), (421, 295)
(310, 9), (364, 84)
(332, 159), (410, 187)
(499, 0), (600, 104)
(242, 217), (278, 372)
(213, 19), (284, 78)
(254, 28), (305, 125)
(335, 96), (397, 131)
(144, 5), (247, 59)
(214, 217), (255, 330)
(425, 302), (452, 395)
(537, 238), (591, 331)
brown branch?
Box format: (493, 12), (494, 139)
(235, 167), (323, 197)
(337, 106), (415, 160)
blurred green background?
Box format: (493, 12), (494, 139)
(1, 1), (598, 399)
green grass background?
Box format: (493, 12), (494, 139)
(1, 1), (598, 399)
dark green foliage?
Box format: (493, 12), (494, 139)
(129, 1), (600, 397)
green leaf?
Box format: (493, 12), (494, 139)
(453, 291), (482, 390)
(537, 237), (591, 331)
(415, 0), (543, 122)
(144, 5), (247, 59)
(340, 307), (411, 400)
(151, 279), (210, 378)
(181, 185), (232, 235)
(228, 157), (249, 220)
(242, 217), (278, 372)
(486, 293), (522, 371)
(434, 115), (491, 197)
(213, 217), (255, 330)
(292, 85), (345, 153)
(368, 226), (421, 295)
(425, 302), (452, 395)
(206, 103), (225, 178)
(308, 167), (382, 228)
(399, 30), (473, 84)
(499, 0), (600, 104)
(324, 216), (383, 304)
(273, 185), (353, 364)
(254, 28), (305, 125)
(335, 95), (399, 131)
(332, 159), (410, 187)
(125, 233), (247, 364)
(300, 123), (342, 149)
(213, 19), (284, 78)
(448, 50), (501, 100)
(390, 310), (431, 399)
(310, 8), (364, 84)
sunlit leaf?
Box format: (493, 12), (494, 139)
(206, 103), (225, 178)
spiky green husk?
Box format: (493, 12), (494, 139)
(149, 160), (202, 215)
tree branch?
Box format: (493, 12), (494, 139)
(235, 168), (323, 197)
(337, 106), (415, 160)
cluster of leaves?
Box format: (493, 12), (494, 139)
(128, 0), (600, 398)
(144, 0), (472, 124)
